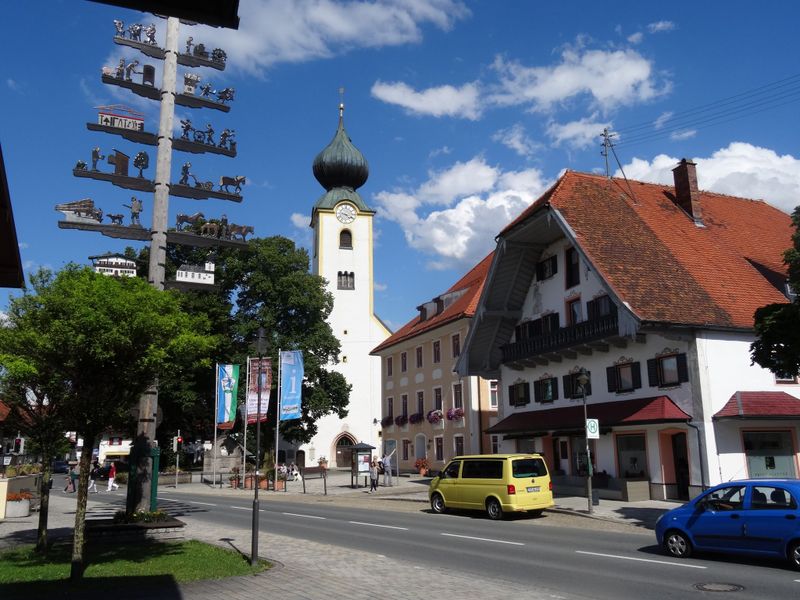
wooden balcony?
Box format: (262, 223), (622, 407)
(502, 314), (642, 368)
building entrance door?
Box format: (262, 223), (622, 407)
(671, 432), (689, 500)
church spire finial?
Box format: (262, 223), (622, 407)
(338, 86), (345, 120)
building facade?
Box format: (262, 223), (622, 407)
(372, 254), (498, 472)
(458, 161), (799, 501)
(294, 105), (390, 467)
(89, 252), (137, 277)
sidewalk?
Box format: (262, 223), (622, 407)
(0, 472), (676, 599)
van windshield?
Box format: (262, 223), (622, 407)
(512, 458), (547, 478)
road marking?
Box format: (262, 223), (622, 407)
(282, 512), (326, 520)
(230, 505), (249, 510)
(441, 533), (524, 546)
(349, 521), (408, 531)
(575, 550), (707, 569)
(186, 500), (218, 507)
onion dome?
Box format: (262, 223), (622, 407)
(313, 104), (369, 192)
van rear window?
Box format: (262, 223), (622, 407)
(462, 460), (503, 479)
(512, 458), (547, 478)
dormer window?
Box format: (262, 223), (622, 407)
(339, 229), (352, 249)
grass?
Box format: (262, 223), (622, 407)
(0, 540), (269, 585)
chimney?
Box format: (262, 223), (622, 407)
(672, 158), (702, 222)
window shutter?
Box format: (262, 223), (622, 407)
(563, 374), (574, 399)
(606, 366), (618, 392)
(647, 358), (659, 387)
(508, 385), (516, 406)
(549, 255), (558, 276)
(587, 299), (598, 321)
(585, 373), (592, 396)
(533, 380), (542, 403)
(632, 362), (642, 389)
(552, 377), (559, 400)
(522, 382), (531, 405)
(536, 261), (544, 280)
(677, 353), (689, 383)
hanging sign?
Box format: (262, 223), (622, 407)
(246, 357), (272, 423)
(279, 351), (303, 421)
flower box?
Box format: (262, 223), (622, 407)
(409, 412), (424, 425)
(5, 498), (30, 518)
(381, 415), (394, 428)
(426, 409), (443, 424)
(394, 414), (408, 427)
(446, 407), (465, 421)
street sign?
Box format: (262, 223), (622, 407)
(586, 418), (599, 439)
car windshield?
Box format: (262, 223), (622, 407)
(512, 458), (547, 478)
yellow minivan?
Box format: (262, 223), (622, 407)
(428, 454), (553, 520)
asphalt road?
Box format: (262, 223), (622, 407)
(97, 489), (800, 599)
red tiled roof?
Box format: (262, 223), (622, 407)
(714, 391), (800, 419)
(486, 396), (691, 435)
(371, 252), (493, 353)
(503, 171), (792, 329)
(0, 401), (9, 422)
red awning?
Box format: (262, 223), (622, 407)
(714, 391), (800, 420)
(486, 396), (691, 435)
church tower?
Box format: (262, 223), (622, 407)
(303, 102), (390, 467)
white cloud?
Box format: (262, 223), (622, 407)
(617, 142), (800, 213)
(374, 282), (388, 292)
(653, 111), (673, 129)
(429, 146), (452, 158)
(669, 129), (696, 141)
(193, 0), (470, 74)
(371, 81), (481, 119)
(546, 115), (611, 149)
(648, 21), (675, 33)
(290, 213), (310, 229)
(6, 79), (21, 92)
(18, 242), (29, 250)
(490, 45), (666, 112)
(492, 123), (539, 157)
(627, 32), (643, 44)
(417, 158), (499, 205)
(374, 158), (551, 269)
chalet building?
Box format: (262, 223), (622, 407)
(89, 252), (137, 277)
(457, 160), (799, 501)
(371, 254), (498, 473)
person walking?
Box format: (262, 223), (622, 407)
(368, 457), (379, 493)
(64, 464), (78, 493)
(107, 462), (119, 491)
(88, 461), (99, 493)
(381, 448), (396, 487)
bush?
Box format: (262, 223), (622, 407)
(4, 466), (18, 478)
(114, 472), (129, 485)
(113, 509), (169, 524)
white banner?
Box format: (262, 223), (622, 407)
(246, 357), (272, 424)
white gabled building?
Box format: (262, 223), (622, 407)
(176, 261), (215, 285)
(89, 253), (137, 277)
(293, 105), (390, 468)
(458, 161), (799, 501)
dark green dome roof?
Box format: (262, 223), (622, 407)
(313, 110), (369, 192)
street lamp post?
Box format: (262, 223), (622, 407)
(577, 368), (593, 515)
(251, 327), (266, 566)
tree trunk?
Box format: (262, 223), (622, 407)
(36, 463), (52, 552)
(69, 432), (97, 581)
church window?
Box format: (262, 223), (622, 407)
(339, 229), (353, 249)
(337, 271), (355, 290)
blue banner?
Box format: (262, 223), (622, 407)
(280, 351), (303, 420)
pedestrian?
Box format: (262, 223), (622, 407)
(107, 462), (119, 491)
(381, 448), (396, 487)
(64, 464), (77, 493)
(88, 461), (99, 493)
(369, 457), (379, 493)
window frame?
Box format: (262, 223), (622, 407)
(489, 380), (498, 409)
(416, 390), (424, 415)
(451, 333), (461, 358)
(647, 353), (689, 388)
(339, 229), (353, 249)
(563, 372), (592, 399)
(565, 247), (580, 289)
(435, 436), (444, 461)
(401, 394), (408, 417)
(607, 362), (642, 394)
(400, 352), (407, 373)
(453, 383), (463, 409)
(386, 397), (393, 418)
(386, 356), (393, 377)
(432, 340), (441, 364)
(454, 435), (464, 457)
(434, 387), (443, 411)
(566, 297), (583, 326)
(508, 381), (531, 407)
(415, 346), (423, 369)
(533, 377), (559, 403)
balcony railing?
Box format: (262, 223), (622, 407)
(502, 314), (619, 362)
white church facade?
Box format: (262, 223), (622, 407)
(294, 105), (390, 468)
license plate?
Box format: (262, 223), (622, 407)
(526, 486), (540, 493)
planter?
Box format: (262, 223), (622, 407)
(5, 499), (30, 518)
(418, 468), (428, 477)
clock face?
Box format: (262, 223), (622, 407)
(336, 204), (356, 224)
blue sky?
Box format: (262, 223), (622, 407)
(3, 1), (799, 331)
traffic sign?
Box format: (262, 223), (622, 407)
(586, 418), (599, 439)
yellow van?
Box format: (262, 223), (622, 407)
(428, 454), (553, 520)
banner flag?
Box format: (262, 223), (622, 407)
(246, 357), (272, 424)
(216, 364), (239, 427)
(279, 350), (303, 421)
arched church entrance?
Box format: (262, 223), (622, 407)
(335, 433), (357, 468)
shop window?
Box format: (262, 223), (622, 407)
(616, 434), (647, 478)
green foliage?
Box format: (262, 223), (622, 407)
(752, 206), (800, 375)
(112, 509), (169, 523)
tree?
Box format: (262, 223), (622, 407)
(0, 266), (212, 580)
(752, 206), (800, 374)
(133, 151), (149, 178)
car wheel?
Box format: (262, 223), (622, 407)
(486, 497), (503, 520)
(430, 493), (447, 514)
(664, 529), (692, 559)
(789, 541), (800, 571)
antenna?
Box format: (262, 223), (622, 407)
(601, 128), (639, 206)
(338, 86), (345, 118)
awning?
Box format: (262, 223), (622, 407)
(103, 449), (130, 457)
(486, 396), (691, 436)
(714, 391), (800, 420)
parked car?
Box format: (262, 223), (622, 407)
(51, 460), (69, 474)
(655, 479), (800, 570)
(428, 454), (554, 520)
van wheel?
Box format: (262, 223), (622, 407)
(664, 530), (692, 559)
(789, 541), (800, 570)
(431, 493), (447, 514)
(486, 498), (503, 520)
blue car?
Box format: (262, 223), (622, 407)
(655, 479), (800, 570)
